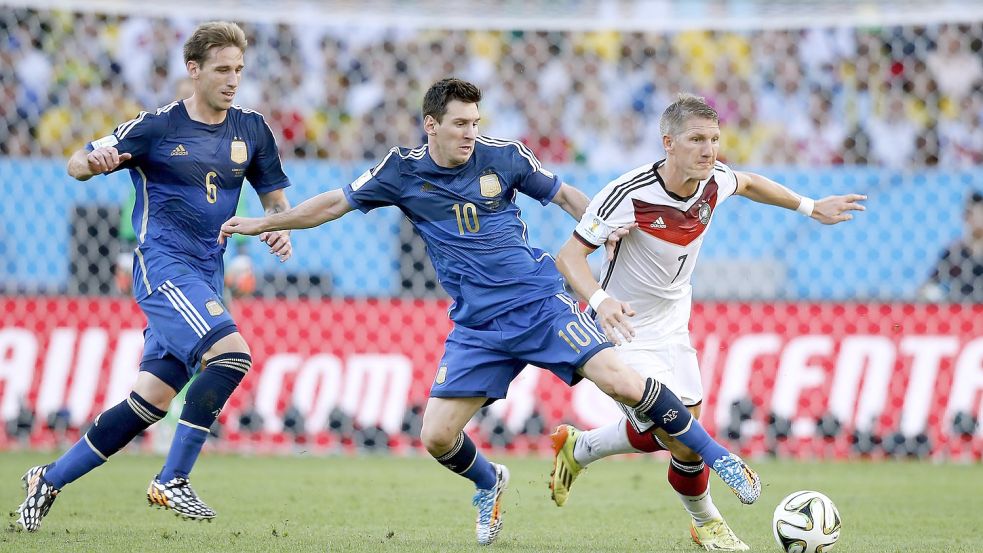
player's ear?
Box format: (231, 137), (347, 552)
(423, 115), (438, 136)
(662, 133), (673, 153)
(187, 60), (200, 80)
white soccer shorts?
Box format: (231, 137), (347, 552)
(614, 337), (703, 434)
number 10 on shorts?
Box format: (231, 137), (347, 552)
(558, 321), (593, 353)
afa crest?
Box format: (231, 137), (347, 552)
(479, 173), (502, 198)
(231, 140), (247, 164)
(205, 300), (225, 316)
(435, 366), (448, 385)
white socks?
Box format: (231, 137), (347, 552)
(669, 457), (722, 525)
(572, 419), (640, 466)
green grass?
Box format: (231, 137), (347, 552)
(0, 451), (980, 552)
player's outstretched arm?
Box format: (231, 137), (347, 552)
(67, 147), (132, 181)
(258, 189), (293, 262)
(735, 171), (866, 225)
(556, 236), (636, 345)
(219, 189), (353, 244)
(550, 183), (590, 220)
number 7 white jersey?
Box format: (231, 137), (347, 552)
(573, 160), (739, 327)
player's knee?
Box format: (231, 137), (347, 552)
(419, 421), (457, 456)
(132, 377), (177, 411)
(133, 386), (177, 411)
(601, 370), (644, 406)
(583, 355), (644, 405)
(204, 331), (250, 361)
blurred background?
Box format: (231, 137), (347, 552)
(0, 0), (980, 460)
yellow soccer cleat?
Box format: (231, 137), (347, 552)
(690, 518), (750, 551)
(549, 424), (584, 507)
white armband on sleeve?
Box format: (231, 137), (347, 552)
(90, 134), (119, 150)
(796, 196), (815, 216)
(574, 214), (613, 246)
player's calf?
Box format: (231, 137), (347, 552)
(631, 378), (760, 504)
(157, 352), (250, 484)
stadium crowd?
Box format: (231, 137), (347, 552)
(2, 9), (982, 169)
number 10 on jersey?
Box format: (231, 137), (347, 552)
(452, 202), (480, 234)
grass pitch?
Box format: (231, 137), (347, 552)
(0, 451), (980, 552)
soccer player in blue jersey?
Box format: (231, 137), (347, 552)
(219, 78), (760, 546)
(15, 22), (293, 532)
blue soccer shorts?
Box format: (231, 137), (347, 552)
(430, 293), (612, 400)
(137, 272), (238, 388)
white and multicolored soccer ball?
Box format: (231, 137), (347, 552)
(772, 490), (841, 553)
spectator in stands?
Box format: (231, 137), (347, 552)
(920, 191), (983, 303)
(939, 90), (983, 167)
(2, 9), (983, 169)
(865, 89), (919, 169)
(925, 24), (983, 103)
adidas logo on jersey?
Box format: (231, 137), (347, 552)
(170, 144), (188, 156)
(650, 216), (667, 229)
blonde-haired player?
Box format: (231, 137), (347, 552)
(551, 93), (865, 551)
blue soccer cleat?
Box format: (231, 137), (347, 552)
(472, 463), (509, 545)
(711, 453), (761, 505)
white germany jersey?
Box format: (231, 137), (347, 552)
(574, 160), (739, 328)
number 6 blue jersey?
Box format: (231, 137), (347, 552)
(90, 101), (290, 300)
(343, 137), (565, 327)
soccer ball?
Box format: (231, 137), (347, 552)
(772, 490), (841, 553)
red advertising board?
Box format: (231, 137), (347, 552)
(1, 297), (980, 459)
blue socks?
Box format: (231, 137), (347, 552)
(46, 392), (166, 489)
(158, 353), (250, 482)
(159, 423), (209, 482)
(635, 378), (729, 465)
(434, 432), (497, 490)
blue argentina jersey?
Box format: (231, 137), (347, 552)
(343, 137), (565, 327)
(91, 101), (290, 300)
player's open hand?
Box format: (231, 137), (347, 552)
(595, 296), (636, 346)
(87, 147), (131, 174)
(812, 194), (867, 225)
(259, 230), (292, 262)
(604, 223), (637, 261)
(219, 216), (267, 244)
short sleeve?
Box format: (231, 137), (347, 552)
(573, 178), (639, 247)
(342, 147), (403, 213)
(714, 162), (740, 201)
(509, 141), (561, 205)
(89, 111), (165, 172)
(245, 115), (291, 194)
